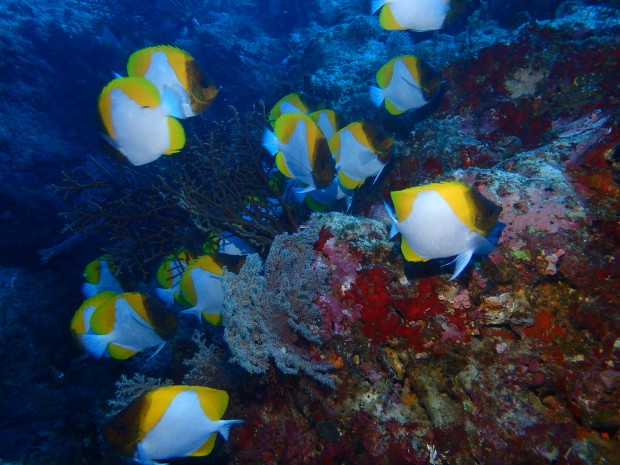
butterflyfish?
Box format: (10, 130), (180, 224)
(70, 291), (117, 349)
(178, 254), (244, 325)
(98, 77), (186, 166)
(268, 92), (319, 127)
(371, 0), (451, 31)
(369, 55), (442, 115)
(78, 292), (177, 360)
(329, 122), (393, 190)
(262, 113), (336, 191)
(309, 109), (342, 140)
(127, 45), (219, 118)
(104, 385), (243, 465)
(154, 250), (193, 307)
(82, 254), (124, 298)
(385, 182), (501, 279)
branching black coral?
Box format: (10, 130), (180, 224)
(161, 104), (298, 255)
(54, 105), (298, 278)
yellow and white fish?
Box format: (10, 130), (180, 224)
(82, 254), (124, 298)
(369, 55), (442, 115)
(385, 182), (501, 279)
(328, 122), (393, 190)
(98, 77), (186, 166)
(70, 291), (117, 349)
(154, 250), (194, 307)
(268, 92), (318, 127)
(309, 109), (342, 140)
(262, 113), (336, 191)
(127, 45), (219, 118)
(77, 292), (177, 360)
(104, 385), (243, 465)
(178, 254), (244, 325)
(371, 0), (451, 31)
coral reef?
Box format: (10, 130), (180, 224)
(1, 1), (619, 465)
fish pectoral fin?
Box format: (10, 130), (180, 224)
(448, 249), (475, 281)
(401, 76), (421, 90)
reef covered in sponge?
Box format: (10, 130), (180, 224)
(0, 1), (619, 464)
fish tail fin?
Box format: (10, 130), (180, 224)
(368, 85), (385, 108)
(180, 307), (204, 322)
(217, 419), (245, 441)
(262, 129), (279, 155)
(81, 282), (100, 298)
(370, 0), (387, 14)
(154, 286), (176, 307)
(383, 200), (399, 239)
(80, 333), (110, 359)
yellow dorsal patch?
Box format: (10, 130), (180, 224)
(433, 182), (478, 232)
(201, 312), (223, 326)
(107, 343), (137, 360)
(310, 109), (340, 137)
(128, 45), (192, 88)
(274, 113), (306, 145)
(112, 77), (161, 108)
(327, 131), (341, 159)
(89, 296), (118, 335)
(122, 293), (151, 323)
(379, 5), (406, 31)
(276, 151), (294, 179)
(348, 122), (371, 147)
(398, 56), (422, 88)
(164, 116), (186, 155)
(140, 386), (188, 433)
(195, 255), (224, 276)
(269, 93), (310, 123)
(401, 238), (428, 262)
(194, 386), (230, 420)
(339, 171), (364, 190)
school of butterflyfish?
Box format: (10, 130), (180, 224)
(79, 2), (502, 463)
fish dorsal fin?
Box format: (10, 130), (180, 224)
(164, 116), (186, 155)
(390, 187), (422, 222)
(194, 386), (230, 420)
(327, 130), (341, 160)
(398, 56), (422, 87)
(141, 386), (187, 432)
(274, 113), (309, 145)
(401, 238), (428, 263)
(195, 254), (223, 276)
(379, 4), (406, 30)
(111, 77), (161, 108)
(433, 182), (476, 231)
(189, 433), (217, 457)
(310, 109), (340, 140)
